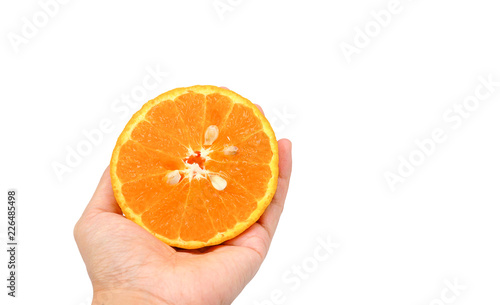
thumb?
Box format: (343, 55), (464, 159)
(83, 166), (123, 216)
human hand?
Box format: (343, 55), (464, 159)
(74, 105), (292, 305)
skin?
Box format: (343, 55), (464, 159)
(74, 104), (293, 305)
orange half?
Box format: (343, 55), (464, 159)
(110, 85), (279, 249)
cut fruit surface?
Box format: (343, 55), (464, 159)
(110, 85), (279, 249)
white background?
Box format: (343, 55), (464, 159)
(1, 0), (500, 304)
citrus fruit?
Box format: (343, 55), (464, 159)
(110, 85), (279, 249)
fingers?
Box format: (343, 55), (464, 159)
(74, 167), (122, 246)
(257, 138), (292, 239)
(254, 104), (264, 115)
(82, 166), (122, 216)
(277, 139), (293, 183)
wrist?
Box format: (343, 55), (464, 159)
(92, 289), (171, 305)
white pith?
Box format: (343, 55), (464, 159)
(164, 126), (233, 191)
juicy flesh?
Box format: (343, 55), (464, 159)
(116, 92), (274, 243)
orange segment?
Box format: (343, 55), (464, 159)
(209, 131), (273, 164)
(199, 178), (237, 231)
(146, 100), (187, 141)
(121, 174), (174, 214)
(174, 92), (206, 149)
(213, 103), (264, 150)
(204, 93), (233, 127)
(110, 85), (279, 249)
(178, 179), (218, 242)
(131, 121), (188, 158)
(211, 177), (258, 222)
(203, 93), (234, 147)
(205, 160), (272, 201)
(116, 141), (168, 183)
(141, 180), (190, 240)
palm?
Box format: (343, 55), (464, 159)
(86, 211), (270, 304)
(75, 139), (291, 305)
